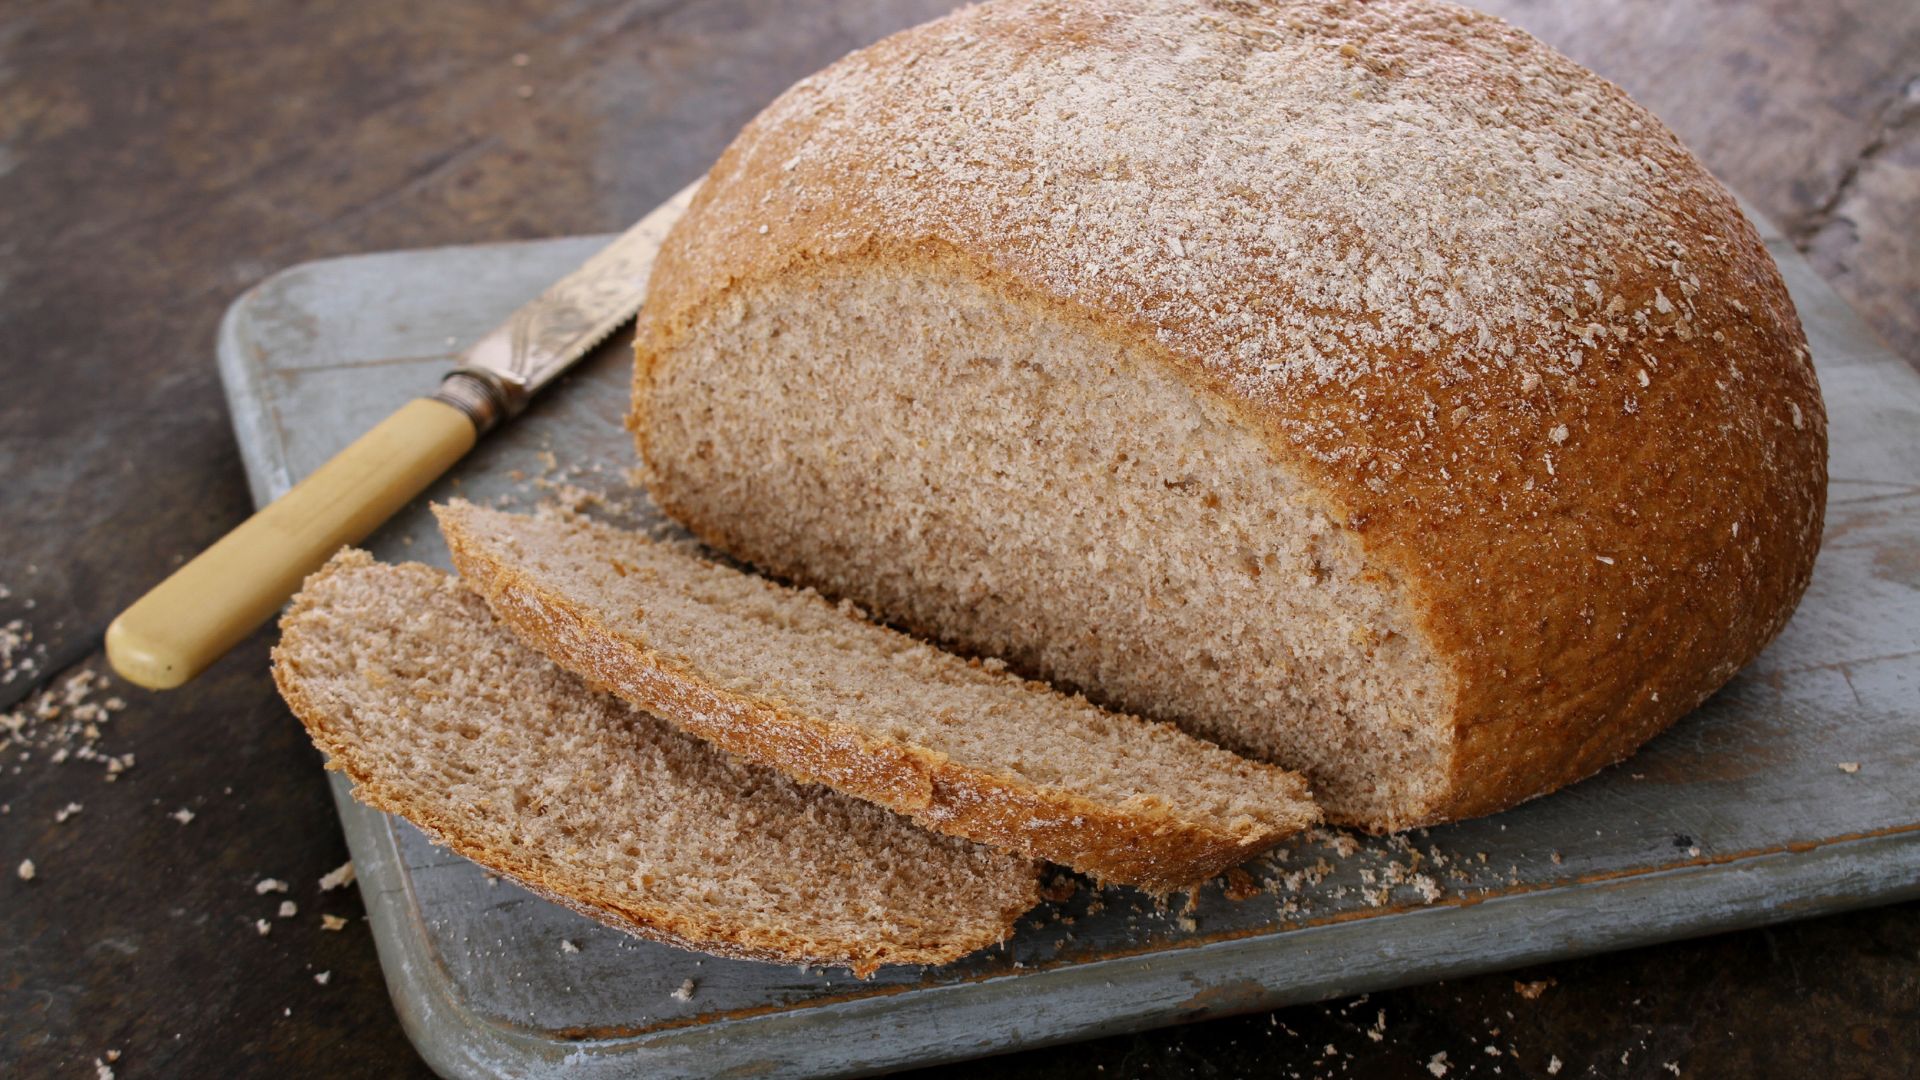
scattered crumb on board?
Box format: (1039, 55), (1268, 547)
(1222, 867), (1261, 901)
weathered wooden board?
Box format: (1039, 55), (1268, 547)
(216, 202), (1920, 1079)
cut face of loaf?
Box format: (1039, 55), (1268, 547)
(636, 266), (1452, 829)
(437, 500), (1318, 891)
(631, 0), (1827, 831)
(271, 550), (1038, 976)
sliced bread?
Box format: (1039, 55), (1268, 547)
(437, 500), (1318, 891)
(271, 549), (1039, 976)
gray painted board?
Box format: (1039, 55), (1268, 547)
(215, 201), (1920, 1078)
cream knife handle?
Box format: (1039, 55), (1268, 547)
(106, 397), (478, 690)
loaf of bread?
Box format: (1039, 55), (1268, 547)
(630, 0), (1828, 830)
(272, 551), (1039, 975)
(438, 500), (1317, 890)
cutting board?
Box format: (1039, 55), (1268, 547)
(216, 197), (1920, 1079)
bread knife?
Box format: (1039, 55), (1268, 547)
(105, 182), (699, 691)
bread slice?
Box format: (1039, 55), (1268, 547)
(436, 500), (1318, 891)
(271, 549), (1038, 976)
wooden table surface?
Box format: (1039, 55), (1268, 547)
(2, 2), (1915, 1077)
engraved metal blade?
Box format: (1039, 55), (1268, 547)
(457, 181), (698, 411)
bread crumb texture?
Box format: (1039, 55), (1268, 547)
(438, 500), (1316, 889)
(272, 550), (1038, 976)
(634, 0), (1826, 830)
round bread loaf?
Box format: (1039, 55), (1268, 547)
(630, 0), (1828, 831)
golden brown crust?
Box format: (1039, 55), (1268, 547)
(630, 0), (1827, 830)
(271, 552), (1037, 977)
(440, 511), (1315, 891)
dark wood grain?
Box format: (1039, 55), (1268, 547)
(0, 1), (1914, 1077)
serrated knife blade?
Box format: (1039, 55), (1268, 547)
(438, 181), (699, 428)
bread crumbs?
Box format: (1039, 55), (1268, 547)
(321, 914), (348, 932)
(1223, 867), (1261, 901)
(1411, 874), (1444, 903)
(671, 978), (696, 1001)
(314, 971), (331, 986)
(255, 877), (289, 895)
(278, 900), (298, 918)
(1, 668), (128, 779)
(16, 858), (34, 881)
(1515, 978), (1555, 1000)
(170, 807), (195, 825)
(319, 861), (355, 891)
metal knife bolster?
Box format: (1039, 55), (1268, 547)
(429, 181), (700, 435)
(431, 369), (512, 434)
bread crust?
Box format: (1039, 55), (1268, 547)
(439, 505), (1317, 892)
(273, 551), (1037, 977)
(629, 0), (1828, 830)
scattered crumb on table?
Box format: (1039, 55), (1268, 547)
(319, 861), (355, 891)
(1515, 978), (1555, 1000)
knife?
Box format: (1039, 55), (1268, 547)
(105, 182), (699, 691)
